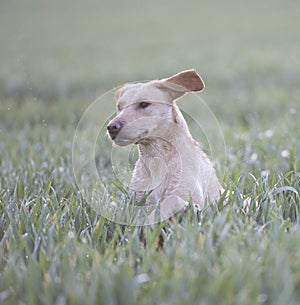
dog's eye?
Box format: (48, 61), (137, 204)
(139, 101), (151, 109)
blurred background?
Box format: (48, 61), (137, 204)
(0, 0), (299, 172)
(1, 1), (299, 100)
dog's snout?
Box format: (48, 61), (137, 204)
(107, 121), (123, 139)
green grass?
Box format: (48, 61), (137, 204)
(1, 0), (300, 304)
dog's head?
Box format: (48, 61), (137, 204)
(107, 69), (205, 146)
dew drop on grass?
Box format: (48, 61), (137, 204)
(67, 231), (75, 239)
(281, 150), (289, 158)
(265, 129), (273, 138)
(250, 153), (258, 162)
(135, 273), (150, 285)
(261, 170), (269, 181)
(257, 293), (268, 303)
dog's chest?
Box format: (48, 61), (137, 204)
(130, 154), (181, 201)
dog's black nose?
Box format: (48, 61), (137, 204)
(107, 121), (123, 139)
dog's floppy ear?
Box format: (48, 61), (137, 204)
(157, 69), (205, 101)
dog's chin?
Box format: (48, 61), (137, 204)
(113, 136), (145, 146)
(112, 138), (134, 146)
(113, 131), (149, 146)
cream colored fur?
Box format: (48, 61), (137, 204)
(107, 69), (223, 219)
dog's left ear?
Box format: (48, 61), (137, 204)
(157, 69), (205, 101)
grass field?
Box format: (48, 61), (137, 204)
(1, 1), (300, 304)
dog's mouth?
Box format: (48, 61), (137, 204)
(113, 138), (133, 146)
(111, 130), (149, 146)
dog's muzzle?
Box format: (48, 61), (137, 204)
(107, 121), (123, 140)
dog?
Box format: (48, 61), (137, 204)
(107, 69), (223, 221)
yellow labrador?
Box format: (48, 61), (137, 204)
(107, 69), (222, 221)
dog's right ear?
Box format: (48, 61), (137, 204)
(156, 69), (205, 101)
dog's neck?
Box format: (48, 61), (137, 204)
(137, 137), (178, 160)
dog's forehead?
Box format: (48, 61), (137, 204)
(116, 82), (169, 108)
